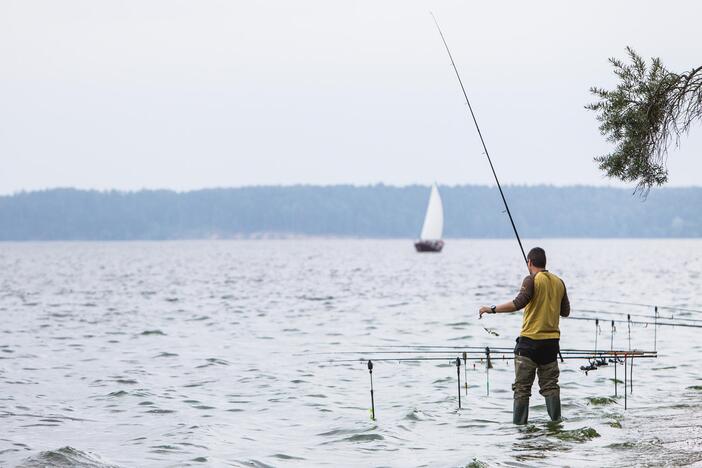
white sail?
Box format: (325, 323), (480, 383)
(419, 184), (444, 240)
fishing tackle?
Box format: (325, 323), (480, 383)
(580, 361), (598, 374)
(579, 355), (609, 374)
(325, 347), (656, 414)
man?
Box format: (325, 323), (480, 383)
(479, 247), (570, 425)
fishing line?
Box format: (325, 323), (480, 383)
(431, 13), (527, 266)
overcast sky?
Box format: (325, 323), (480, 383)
(1, 0), (700, 194)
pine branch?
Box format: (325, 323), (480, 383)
(587, 48), (702, 195)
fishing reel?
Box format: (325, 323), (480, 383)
(580, 356), (611, 375)
(580, 361), (598, 375)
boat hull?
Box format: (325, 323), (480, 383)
(414, 240), (444, 253)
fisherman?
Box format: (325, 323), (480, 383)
(479, 247), (570, 425)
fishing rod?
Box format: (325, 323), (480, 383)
(313, 347), (511, 355)
(322, 349), (656, 363)
(577, 298), (702, 314)
(565, 315), (702, 329)
(573, 308), (702, 324)
(349, 345), (512, 351)
(431, 13), (527, 266)
(316, 346), (639, 355)
(327, 354), (654, 363)
(318, 349), (510, 356)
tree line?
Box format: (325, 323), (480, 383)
(0, 185), (700, 240)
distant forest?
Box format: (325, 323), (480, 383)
(0, 185), (700, 240)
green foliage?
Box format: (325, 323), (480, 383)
(587, 48), (702, 194)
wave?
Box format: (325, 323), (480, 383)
(18, 446), (121, 468)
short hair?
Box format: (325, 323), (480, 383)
(527, 247), (546, 268)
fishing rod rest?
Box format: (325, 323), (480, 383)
(368, 360), (376, 421)
(455, 357), (461, 410)
(463, 352), (468, 396)
(485, 347), (491, 396)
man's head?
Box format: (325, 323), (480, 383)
(527, 247), (546, 273)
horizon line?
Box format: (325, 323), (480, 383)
(3, 183), (702, 196)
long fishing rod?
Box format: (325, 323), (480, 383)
(326, 351), (657, 364)
(577, 298), (702, 314)
(313, 347), (514, 354)
(320, 348), (656, 360)
(316, 347), (636, 355)
(574, 308), (702, 324)
(358, 345), (510, 350)
(431, 13), (527, 266)
(565, 315), (702, 329)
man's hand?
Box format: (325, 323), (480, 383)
(479, 306), (492, 319)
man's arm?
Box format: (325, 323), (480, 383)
(479, 275), (533, 318)
(512, 275), (534, 310)
(560, 282), (570, 317)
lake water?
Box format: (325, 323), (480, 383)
(0, 239), (701, 467)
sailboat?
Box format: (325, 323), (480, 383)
(414, 183), (444, 252)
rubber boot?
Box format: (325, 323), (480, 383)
(545, 394), (561, 421)
(513, 398), (529, 425)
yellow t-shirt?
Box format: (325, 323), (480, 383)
(520, 271), (565, 340)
